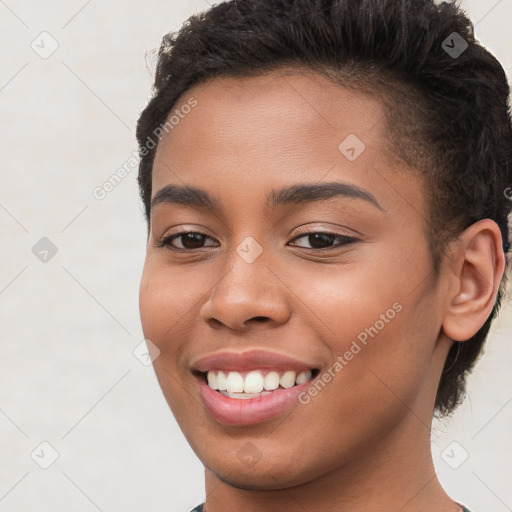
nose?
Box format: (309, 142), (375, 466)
(199, 245), (292, 332)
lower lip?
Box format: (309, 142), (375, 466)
(195, 374), (312, 426)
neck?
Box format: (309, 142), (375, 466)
(202, 412), (458, 512)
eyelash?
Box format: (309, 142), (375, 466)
(155, 230), (359, 253)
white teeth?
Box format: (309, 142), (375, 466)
(296, 370), (312, 385)
(244, 371), (264, 393)
(206, 369), (315, 394)
(280, 371), (296, 389)
(263, 371), (280, 391)
(220, 390), (272, 399)
(216, 370), (227, 391)
(207, 371), (217, 390)
(225, 371), (244, 393)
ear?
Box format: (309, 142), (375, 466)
(442, 219), (506, 342)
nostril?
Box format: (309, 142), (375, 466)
(251, 316), (270, 323)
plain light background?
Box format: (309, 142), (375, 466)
(0, 1), (510, 511)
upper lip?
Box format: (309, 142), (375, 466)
(190, 349), (319, 373)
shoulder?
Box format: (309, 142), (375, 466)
(185, 503), (474, 512)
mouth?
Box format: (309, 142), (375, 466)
(190, 349), (322, 425)
(195, 368), (321, 399)
(193, 368), (320, 426)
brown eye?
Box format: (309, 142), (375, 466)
(289, 232), (358, 250)
(156, 231), (218, 251)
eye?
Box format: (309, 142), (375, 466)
(288, 232), (359, 250)
(155, 231), (218, 251)
(155, 230), (359, 253)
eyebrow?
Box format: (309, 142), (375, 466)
(150, 181), (383, 212)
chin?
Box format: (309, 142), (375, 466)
(211, 468), (297, 491)
(204, 453), (320, 491)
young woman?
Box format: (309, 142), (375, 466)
(136, 1), (511, 510)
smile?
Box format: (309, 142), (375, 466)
(190, 349), (321, 425)
(204, 369), (318, 398)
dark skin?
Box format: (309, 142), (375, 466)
(139, 67), (505, 512)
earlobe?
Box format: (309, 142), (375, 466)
(442, 219), (506, 342)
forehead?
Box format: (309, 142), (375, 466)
(153, 68), (389, 184)
(187, 67), (384, 124)
(150, 67), (427, 230)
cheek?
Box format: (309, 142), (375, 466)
(138, 262), (194, 402)
(138, 263), (200, 421)
(138, 258), (203, 341)
(289, 256), (438, 407)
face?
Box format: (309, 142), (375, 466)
(139, 68), (450, 490)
